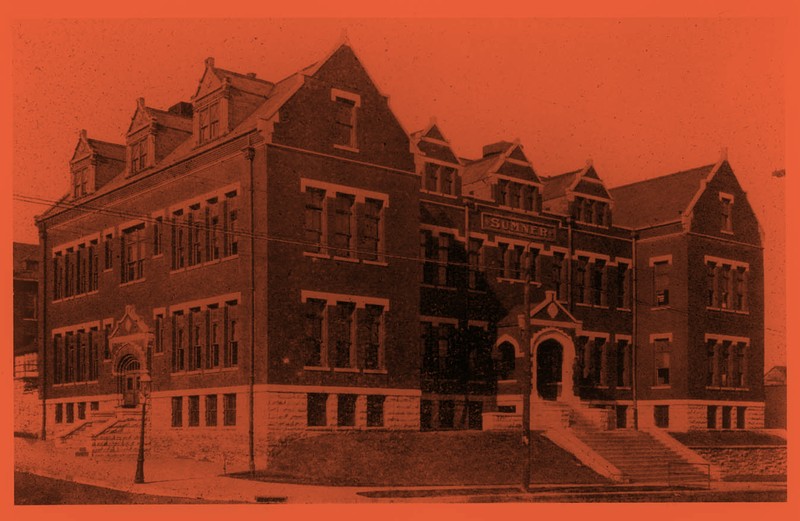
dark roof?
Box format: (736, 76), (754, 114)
(765, 366), (786, 385)
(148, 107), (193, 132)
(608, 164), (715, 229)
(541, 170), (580, 201)
(87, 139), (126, 161)
(461, 155), (501, 188)
(214, 67), (275, 97)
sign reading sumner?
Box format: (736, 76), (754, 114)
(481, 213), (557, 241)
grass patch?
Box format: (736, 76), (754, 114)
(238, 430), (608, 487)
(670, 431), (785, 447)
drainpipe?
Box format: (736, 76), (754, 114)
(631, 230), (639, 430)
(566, 217), (574, 313)
(243, 145), (256, 475)
(38, 222), (48, 441)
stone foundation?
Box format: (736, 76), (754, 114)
(693, 447), (786, 478)
(637, 402), (765, 432)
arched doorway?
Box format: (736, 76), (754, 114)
(117, 354), (142, 408)
(531, 328), (577, 403)
(536, 339), (562, 401)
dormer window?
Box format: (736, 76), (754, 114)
(331, 89), (360, 151)
(422, 162), (457, 196)
(198, 101), (220, 145)
(496, 179), (539, 212)
(572, 196), (610, 226)
(73, 168), (88, 198)
(130, 138), (149, 174)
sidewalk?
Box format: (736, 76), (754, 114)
(13, 437), (786, 503)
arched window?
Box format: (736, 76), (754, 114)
(497, 342), (516, 380)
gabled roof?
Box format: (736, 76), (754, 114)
(462, 140), (540, 188)
(193, 57), (275, 101)
(72, 130), (126, 163)
(411, 120), (460, 165)
(542, 162), (611, 202)
(764, 366), (786, 385)
(609, 163), (716, 229)
(127, 98), (193, 134)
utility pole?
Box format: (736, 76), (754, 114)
(521, 247), (532, 492)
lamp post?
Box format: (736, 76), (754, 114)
(134, 372), (152, 484)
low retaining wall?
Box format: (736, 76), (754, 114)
(692, 446), (786, 478)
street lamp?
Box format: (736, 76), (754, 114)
(134, 372), (152, 484)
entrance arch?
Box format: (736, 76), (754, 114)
(113, 347), (145, 408)
(531, 328), (577, 403)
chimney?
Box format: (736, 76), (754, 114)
(719, 146), (728, 162)
(246, 72), (256, 79)
(482, 141), (513, 157)
(205, 57), (215, 68)
(79, 129), (87, 141)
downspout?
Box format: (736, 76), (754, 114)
(631, 230), (639, 430)
(243, 145), (256, 475)
(567, 217), (574, 313)
(38, 222), (48, 440)
(461, 200), (471, 429)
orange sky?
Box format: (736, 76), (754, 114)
(10, 18), (787, 367)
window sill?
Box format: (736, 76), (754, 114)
(420, 189), (458, 200)
(705, 386), (750, 391)
(303, 251), (330, 260)
(706, 306), (749, 315)
(616, 386), (632, 390)
(421, 283), (458, 291)
(332, 255), (359, 264)
(152, 254), (164, 260)
(616, 307), (632, 312)
(53, 289), (100, 304)
(333, 367), (360, 373)
(363, 369), (388, 375)
(53, 380), (99, 388)
(169, 254), (238, 275)
(170, 367), (239, 376)
(650, 385), (671, 390)
(496, 278), (542, 286)
(304, 366), (331, 372)
(120, 278), (146, 288)
(362, 259), (388, 267)
(497, 379), (517, 384)
(720, 229), (735, 235)
(650, 306), (671, 311)
(333, 144), (360, 153)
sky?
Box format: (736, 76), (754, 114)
(10, 18), (787, 368)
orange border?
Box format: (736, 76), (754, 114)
(2, 1), (797, 520)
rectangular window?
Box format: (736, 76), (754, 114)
(360, 198), (383, 261)
(66, 403), (74, 424)
(155, 314), (164, 353)
(424, 163), (439, 192)
(421, 322), (438, 374)
(468, 238), (485, 290)
(55, 403), (63, 423)
(706, 261), (718, 307)
(331, 302), (355, 368)
(438, 234), (453, 286)
(171, 396), (183, 427)
(304, 188), (325, 253)
(188, 209), (203, 266)
(616, 340), (630, 387)
(721, 195), (733, 233)
(736, 407), (746, 429)
(225, 303), (239, 368)
(104, 234), (114, 270)
(223, 393), (236, 426)
(89, 241), (99, 291)
(361, 305), (383, 370)
(439, 400), (455, 429)
(616, 263), (630, 309)
(509, 183), (521, 208)
(420, 400), (433, 430)
(552, 252), (567, 300)
(496, 180), (509, 206)
(440, 167), (454, 195)
(501, 243), (523, 280)
(77, 402), (86, 421)
(468, 401), (483, 430)
(153, 217), (163, 256)
(654, 405), (669, 428)
(707, 406), (717, 429)
(337, 394), (357, 427)
(88, 329), (99, 381)
(523, 185), (536, 212)
(224, 194), (239, 257)
(591, 259), (607, 306)
(366, 395), (385, 427)
(575, 256), (588, 304)
(53, 255), (63, 300)
(331, 193), (354, 257)
(654, 338), (671, 386)
(719, 343), (730, 387)
(121, 224), (145, 283)
(208, 201), (221, 261)
(653, 260), (670, 306)
(421, 231), (438, 285)
(304, 299), (326, 367)
(307, 393), (328, 427)
(90, 401), (99, 411)
(199, 102), (220, 144)
(721, 406), (732, 429)
(205, 395), (218, 427)
(188, 396), (200, 427)
(720, 265), (732, 309)
(171, 312), (186, 372)
(207, 308), (221, 369)
(333, 95), (357, 149)
(734, 344), (746, 388)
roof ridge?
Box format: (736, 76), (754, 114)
(214, 66), (275, 85)
(610, 163), (715, 191)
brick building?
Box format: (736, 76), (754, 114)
(14, 242), (40, 435)
(34, 39), (765, 465)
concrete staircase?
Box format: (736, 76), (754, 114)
(568, 407), (711, 485)
(57, 407), (150, 457)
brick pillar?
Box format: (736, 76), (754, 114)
(355, 394), (367, 428)
(326, 394), (338, 427)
